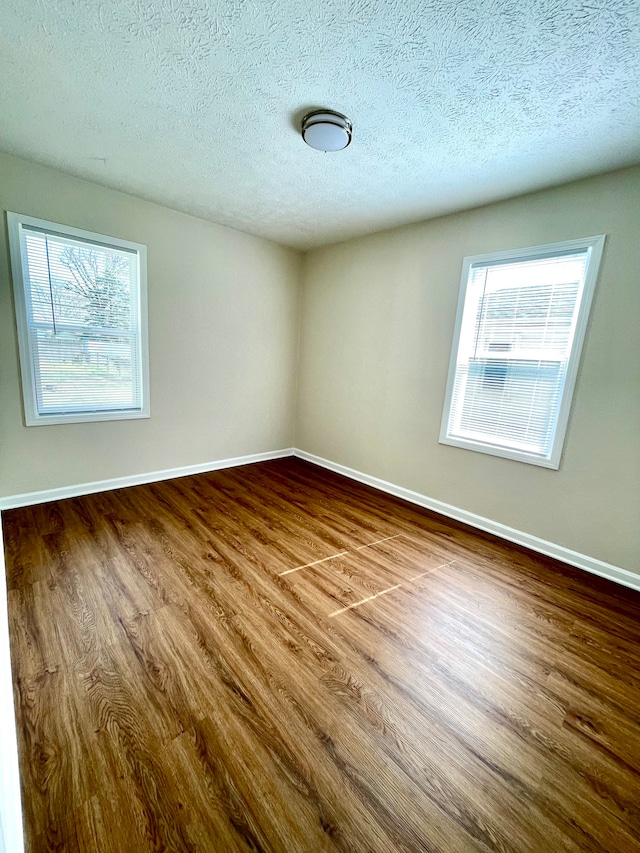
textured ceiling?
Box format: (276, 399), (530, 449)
(1, 0), (639, 249)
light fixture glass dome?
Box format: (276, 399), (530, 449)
(302, 110), (352, 152)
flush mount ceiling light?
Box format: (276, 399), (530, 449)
(301, 110), (352, 152)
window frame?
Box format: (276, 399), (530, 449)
(439, 235), (606, 469)
(7, 211), (150, 426)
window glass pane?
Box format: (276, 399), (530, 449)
(33, 329), (138, 414)
(19, 224), (142, 418)
(23, 229), (136, 331)
(452, 359), (566, 454)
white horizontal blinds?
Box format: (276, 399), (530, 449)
(20, 225), (142, 415)
(448, 251), (588, 457)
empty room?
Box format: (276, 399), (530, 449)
(1, 1), (639, 851)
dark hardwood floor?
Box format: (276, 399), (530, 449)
(3, 457), (640, 852)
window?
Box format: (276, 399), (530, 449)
(440, 236), (605, 468)
(7, 213), (149, 426)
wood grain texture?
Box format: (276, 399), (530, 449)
(3, 457), (640, 852)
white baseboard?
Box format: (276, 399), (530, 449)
(0, 448), (294, 511)
(1, 445), (637, 593)
(0, 524), (25, 853)
(293, 448), (640, 593)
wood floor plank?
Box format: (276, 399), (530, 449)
(3, 457), (640, 852)
(335, 577), (640, 837)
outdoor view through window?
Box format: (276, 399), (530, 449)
(8, 214), (148, 425)
(440, 237), (604, 468)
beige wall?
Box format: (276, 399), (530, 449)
(0, 153), (301, 497)
(1, 152), (637, 572)
(296, 167), (640, 573)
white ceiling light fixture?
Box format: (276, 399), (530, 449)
(302, 110), (352, 152)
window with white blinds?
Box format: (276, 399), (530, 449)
(440, 236), (605, 468)
(7, 213), (150, 425)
